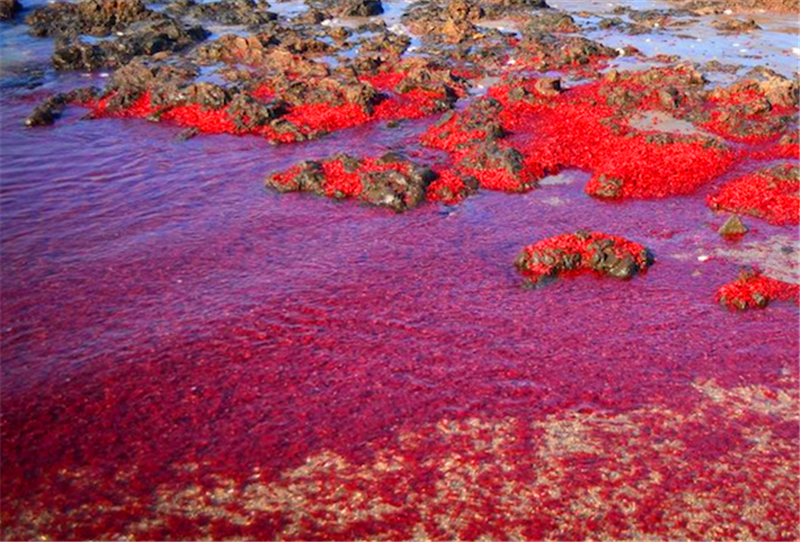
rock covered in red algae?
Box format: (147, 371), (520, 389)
(702, 68), (799, 142)
(515, 231), (653, 284)
(425, 169), (479, 204)
(31, 55), (463, 142)
(265, 153), (440, 211)
(423, 71), (739, 199)
(717, 269), (800, 310)
(421, 98), (538, 192)
(708, 164), (800, 226)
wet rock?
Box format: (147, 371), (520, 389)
(534, 77), (562, 97)
(26, 87), (99, 126)
(519, 31), (617, 70)
(100, 59), (197, 111)
(227, 94), (288, 131)
(165, 0), (276, 26)
(266, 160), (326, 194)
(337, 0), (383, 17)
(670, 0), (799, 15)
(717, 269), (799, 311)
(597, 17), (624, 29)
(711, 18), (760, 33)
(523, 10), (579, 33)
(402, 0), (484, 44)
(176, 126), (200, 140)
(423, 97), (506, 151)
(357, 29), (411, 55)
(590, 174), (623, 199)
(459, 141), (534, 192)
(294, 8), (328, 24)
(702, 60), (741, 73)
(515, 230), (653, 284)
(426, 170), (479, 203)
(440, 17), (478, 43)
(658, 87), (682, 109)
(265, 153), (437, 211)
(0, 0), (21, 20)
(51, 18), (207, 70)
(26, 0), (154, 37)
(718, 215), (748, 238)
(480, 0), (549, 17)
(446, 0), (483, 22)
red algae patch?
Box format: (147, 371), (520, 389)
(71, 60), (464, 144)
(515, 231), (653, 284)
(422, 71), (744, 200)
(2, 382), (797, 541)
(265, 153), (440, 212)
(425, 169), (479, 204)
(716, 269), (800, 310)
(708, 164), (800, 226)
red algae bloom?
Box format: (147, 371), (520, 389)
(716, 269), (800, 310)
(708, 164), (799, 226)
(515, 231), (653, 284)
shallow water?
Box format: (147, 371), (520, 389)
(1, 0), (798, 539)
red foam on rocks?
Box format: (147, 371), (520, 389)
(716, 271), (800, 310)
(708, 165), (799, 226)
(516, 231), (651, 283)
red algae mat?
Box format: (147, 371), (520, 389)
(2, 14), (800, 542)
(2, 83), (798, 539)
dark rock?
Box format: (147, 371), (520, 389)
(712, 17), (760, 33)
(0, 0), (21, 20)
(337, 0), (383, 17)
(27, 0), (154, 37)
(165, 0), (277, 26)
(26, 87), (99, 126)
(718, 215), (748, 237)
(51, 18), (207, 70)
(524, 10), (579, 33)
(534, 77), (562, 97)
